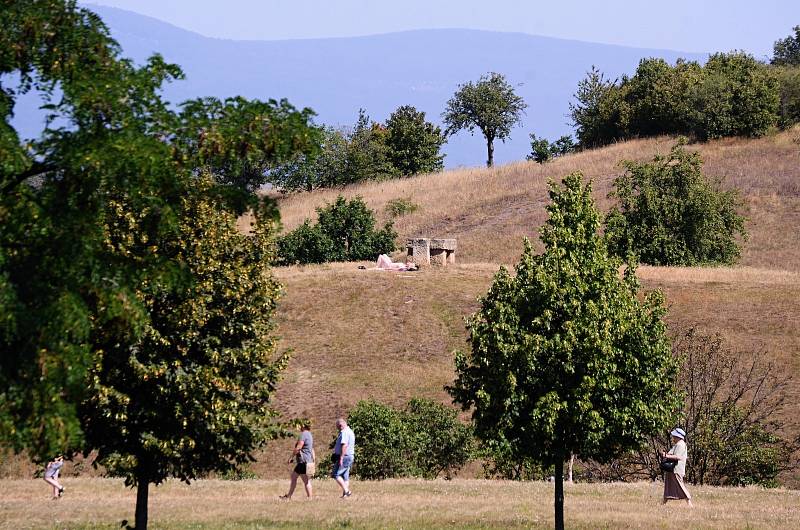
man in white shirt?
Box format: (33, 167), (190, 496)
(332, 417), (355, 498)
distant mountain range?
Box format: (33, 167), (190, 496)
(14, 5), (707, 167)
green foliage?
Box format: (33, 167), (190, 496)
(385, 105), (445, 175)
(269, 127), (349, 192)
(772, 25), (800, 66)
(345, 398), (474, 480)
(448, 172), (679, 528)
(346, 400), (413, 480)
(772, 66), (800, 127)
(403, 398), (474, 479)
(527, 134), (576, 163)
(81, 178), (290, 527)
(442, 72), (527, 167)
(570, 54), (780, 147)
(347, 109), (400, 183)
(692, 53), (780, 140)
(385, 197), (419, 218)
(604, 142), (747, 266)
(173, 96), (319, 211)
(276, 196), (397, 265)
(569, 66), (626, 148)
(1, 3), (314, 527)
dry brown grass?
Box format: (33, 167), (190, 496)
(270, 130), (800, 268)
(2, 477), (799, 529)
(244, 262), (800, 484)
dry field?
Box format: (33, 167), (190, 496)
(2, 477), (799, 529)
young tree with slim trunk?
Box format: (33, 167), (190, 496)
(442, 72), (527, 167)
(81, 179), (289, 530)
(448, 172), (680, 530)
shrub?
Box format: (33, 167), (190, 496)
(385, 197), (419, 218)
(527, 134), (576, 163)
(346, 400), (412, 480)
(580, 328), (800, 487)
(604, 142), (747, 266)
(276, 196), (397, 265)
(404, 398), (474, 479)
(343, 398), (474, 480)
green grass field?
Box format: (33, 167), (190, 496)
(3, 478), (800, 529)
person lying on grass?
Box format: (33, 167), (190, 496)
(371, 254), (418, 271)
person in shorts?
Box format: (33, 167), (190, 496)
(331, 417), (355, 498)
(279, 422), (315, 499)
(43, 455), (65, 500)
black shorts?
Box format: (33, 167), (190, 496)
(293, 462), (308, 475)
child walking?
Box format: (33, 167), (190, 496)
(44, 455), (65, 500)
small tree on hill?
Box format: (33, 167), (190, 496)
(527, 133), (575, 163)
(604, 142), (747, 266)
(448, 172), (679, 530)
(442, 72), (527, 167)
(81, 179), (289, 530)
(772, 25), (800, 66)
(385, 105), (445, 175)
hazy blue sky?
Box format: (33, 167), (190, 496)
(84, 0), (798, 58)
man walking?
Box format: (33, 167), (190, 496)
(332, 417), (355, 498)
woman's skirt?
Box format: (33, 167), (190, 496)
(664, 472), (692, 500)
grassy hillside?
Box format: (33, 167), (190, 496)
(259, 130), (800, 481)
(272, 129), (800, 269)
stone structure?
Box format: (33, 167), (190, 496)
(406, 238), (456, 267)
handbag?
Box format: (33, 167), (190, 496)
(660, 458), (678, 472)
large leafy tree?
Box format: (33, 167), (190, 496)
(772, 25), (800, 66)
(1, 0), (188, 459)
(442, 72), (527, 167)
(2, 3), (312, 527)
(174, 96), (319, 211)
(385, 105), (445, 175)
(448, 172), (679, 530)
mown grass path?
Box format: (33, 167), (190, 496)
(2, 478), (799, 529)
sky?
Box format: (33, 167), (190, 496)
(83, 0), (800, 58)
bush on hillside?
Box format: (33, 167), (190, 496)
(526, 133), (576, 163)
(276, 196), (397, 265)
(604, 142), (747, 266)
(385, 197), (419, 218)
(343, 398), (474, 480)
(345, 400), (413, 480)
(582, 328), (800, 487)
(570, 53), (780, 147)
(404, 398), (474, 479)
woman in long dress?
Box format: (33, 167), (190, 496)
(662, 427), (693, 507)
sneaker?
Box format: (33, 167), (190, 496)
(278, 494), (291, 500)
(344, 490), (352, 498)
(58, 487), (64, 498)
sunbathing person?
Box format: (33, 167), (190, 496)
(374, 254), (418, 271)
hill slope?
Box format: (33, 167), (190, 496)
(264, 132), (800, 482)
(275, 131), (800, 269)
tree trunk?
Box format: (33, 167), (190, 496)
(486, 137), (494, 167)
(567, 453), (574, 483)
(135, 474), (149, 530)
(554, 456), (565, 530)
